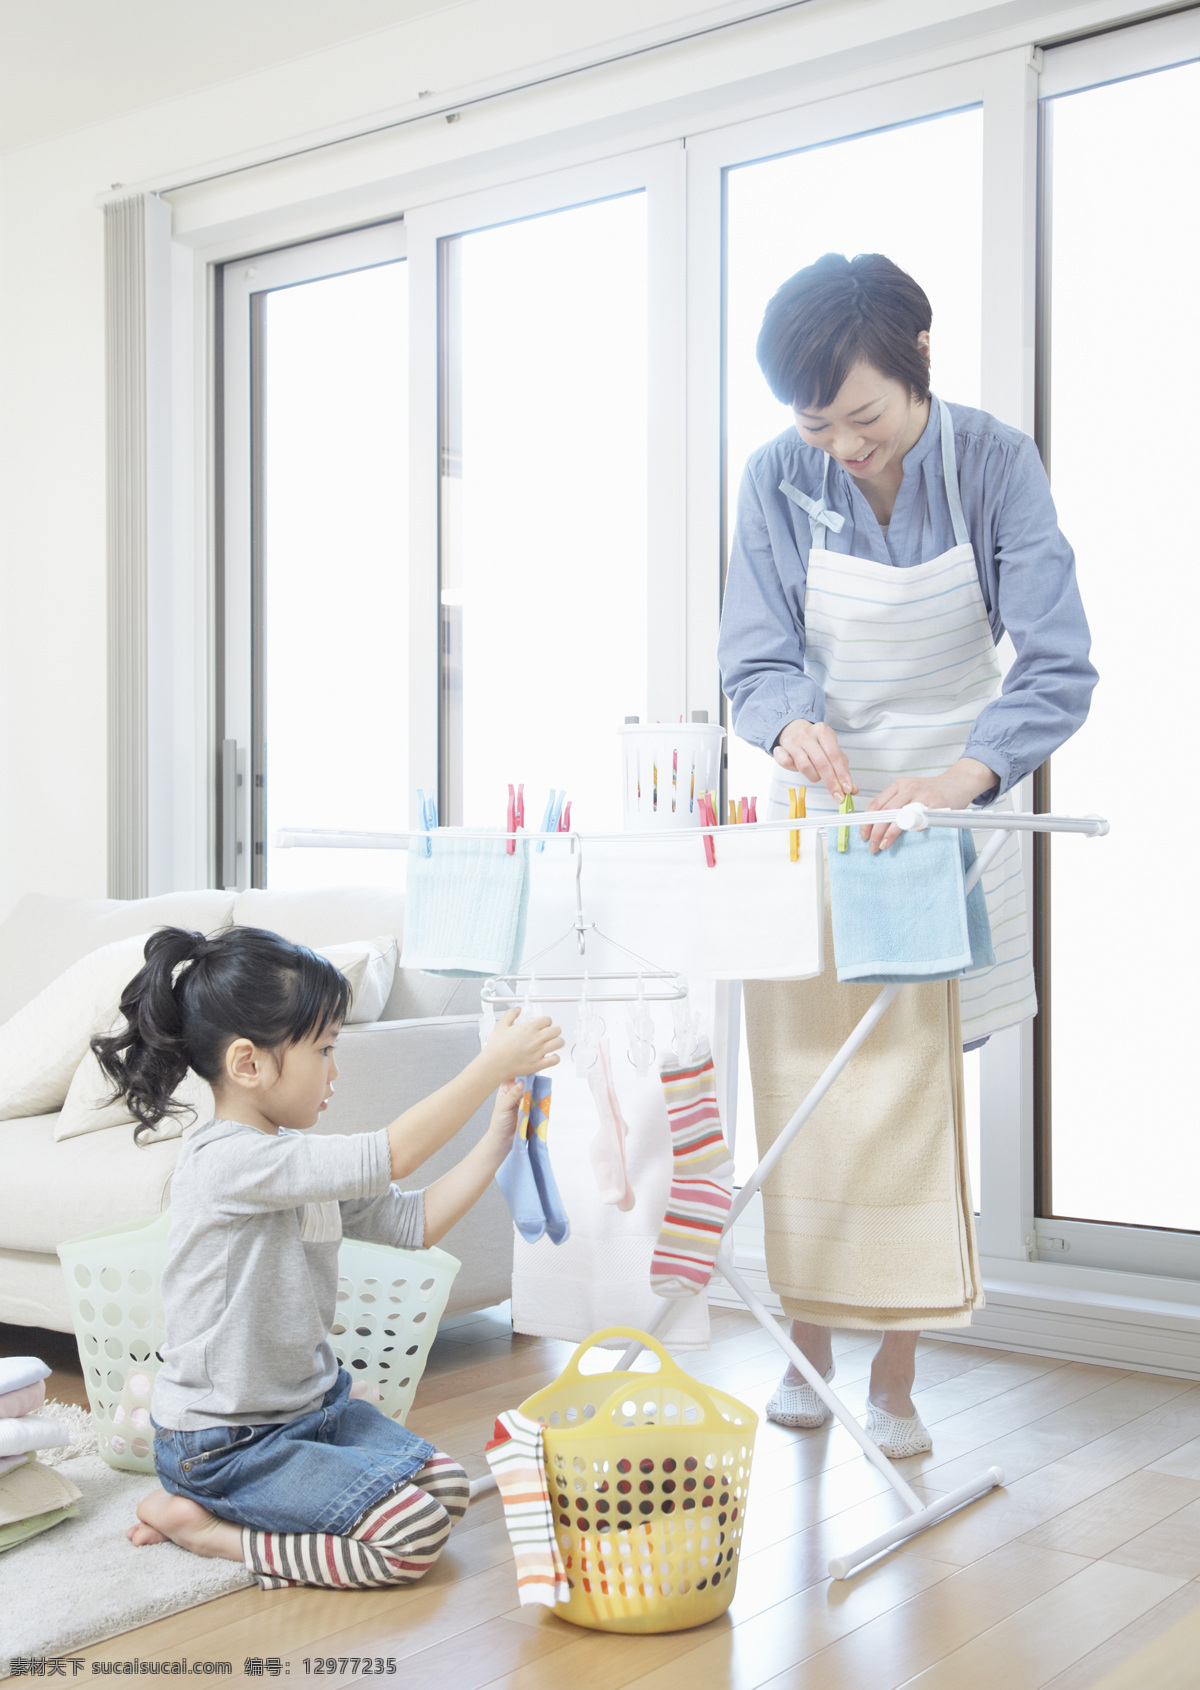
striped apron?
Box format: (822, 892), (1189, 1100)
(778, 396), (1036, 1042)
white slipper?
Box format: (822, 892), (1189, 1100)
(765, 1364), (836, 1429)
(864, 1402), (932, 1458)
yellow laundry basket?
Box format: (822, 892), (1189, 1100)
(519, 1326), (757, 1634)
(58, 1209), (459, 1474)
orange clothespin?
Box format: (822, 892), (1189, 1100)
(728, 799), (738, 827)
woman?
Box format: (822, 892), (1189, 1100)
(719, 253), (1096, 1455)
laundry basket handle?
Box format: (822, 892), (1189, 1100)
(553, 1325), (677, 1391)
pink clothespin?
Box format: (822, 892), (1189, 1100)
(559, 800), (572, 832)
(739, 796), (749, 825)
(506, 785), (516, 855)
(748, 796), (758, 823)
(699, 793), (717, 867)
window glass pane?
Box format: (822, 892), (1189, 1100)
(723, 107), (983, 810)
(261, 261), (409, 891)
(441, 194), (647, 832)
(1045, 62), (1200, 1230)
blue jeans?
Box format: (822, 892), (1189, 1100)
(152, 1369), (436, 1536)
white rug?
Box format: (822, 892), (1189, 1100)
(0, 1449), (253, 1670)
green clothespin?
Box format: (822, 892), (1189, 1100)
(837, 791), (855, 853)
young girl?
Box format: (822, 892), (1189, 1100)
(93, 924), (562, 1591)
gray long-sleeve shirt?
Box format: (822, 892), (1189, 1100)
(718, 399), (1098, 797)
(153, 1117), (425, 1431)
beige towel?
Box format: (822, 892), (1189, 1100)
(744, 887), (982, 1332)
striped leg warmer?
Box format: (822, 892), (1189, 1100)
(241, 1453), (468, 1590)
(651, 1044), (734, 1297)
(485, 1409), (569, 1607)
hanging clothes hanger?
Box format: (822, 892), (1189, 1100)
(480, 834), (690, 1006)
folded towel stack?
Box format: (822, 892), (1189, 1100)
(0, 1357), (80, 1552)
(401, 836), (531, 976)
(828, 826), (994, 984)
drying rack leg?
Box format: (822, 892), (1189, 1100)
(714, 1247), (1004, 1577)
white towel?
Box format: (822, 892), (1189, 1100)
(0, 1357), (51, 1397)
(0, 1415), (70, 1458)
(521, 833), (820, 984)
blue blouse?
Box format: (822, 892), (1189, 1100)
(718, 399), (1098, 798)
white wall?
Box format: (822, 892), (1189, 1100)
(0, 0), (1157, 917)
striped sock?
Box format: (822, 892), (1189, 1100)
(484, 1409), (568, 1607)
(651, 1045), (733, 1298)
(240, 1457), (465, 1591)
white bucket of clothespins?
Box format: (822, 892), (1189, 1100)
(619, 720), (725, 832)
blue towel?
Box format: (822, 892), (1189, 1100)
(828, 827), (995, 984)
(401, 836), (530, 976)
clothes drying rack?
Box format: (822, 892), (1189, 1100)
(280, 803), (1108, 1577)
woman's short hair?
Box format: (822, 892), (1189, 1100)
(756, 252), (932, 412)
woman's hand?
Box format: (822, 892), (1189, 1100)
(861, 759), (1000, 853)
(773, 719), (858, 802)
(482, 1007), (563, 1084)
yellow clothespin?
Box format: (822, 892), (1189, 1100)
(788, 785), (804, 861)
(729, 799), (738, 827)
(837, 790), (855, 853)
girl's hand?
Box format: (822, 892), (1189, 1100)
(482, 1079), (524, 1166)
(482, 1007), (563, 1084)
(861, 760), (1000, 853)
(774, 719), (857, 803)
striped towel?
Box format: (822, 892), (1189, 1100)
(484, 1409), (569, 1607)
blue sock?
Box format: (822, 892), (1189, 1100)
(495, 1080), (546, 1244)
(526, 1076), (570, 1246)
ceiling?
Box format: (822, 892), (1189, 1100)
(0, 0), (470, 152)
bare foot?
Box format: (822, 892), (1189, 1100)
(126, 1487), (243, 1561)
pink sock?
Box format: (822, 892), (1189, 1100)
(586, 1040), (635, 1211)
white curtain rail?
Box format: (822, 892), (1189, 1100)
(274, 806), (1108, 851)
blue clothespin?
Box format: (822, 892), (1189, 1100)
(417, 788), (437, 857)
(536, 789), (564, 852)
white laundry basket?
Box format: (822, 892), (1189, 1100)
(619, 720), (725, 830)
(58, 1210), (459, 1474)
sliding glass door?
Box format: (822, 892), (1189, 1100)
(1038, 50), (1200, 1248)
(221, 223), (410, 890)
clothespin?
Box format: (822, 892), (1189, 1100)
(689, 758), (696, 814)
(728, 799), (738, 827)
(548, 789), (565, 833)
(559, 800), (572, 832)
(516, 783), (525, 831)
(418, 788), (437, 857)
(748, 796), (758, 823)
(626, 976), (655, 1076)
(739, 796), (749, 825)
(698, 793), (717, 867)
(672, 749), (678, 814)
(653, 757), (658, 814)
(788, 785), (804, 862)
(837, 791), (855, 853)
(537, 790), (554, 845)
(506, 784), (516, 855)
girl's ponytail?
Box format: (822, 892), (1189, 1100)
(92, 927), (207, 1142)
(92, 924), (350, 1144)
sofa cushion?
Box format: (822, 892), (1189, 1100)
(0, 891), (236, 1025)
(0, 934), (151, 1120)
(56, 1056), (214, 1142)
(0, 1112), (179, 1255)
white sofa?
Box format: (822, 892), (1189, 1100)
(0, 885), (511, 1331)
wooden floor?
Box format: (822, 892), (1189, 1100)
(6, 1310), (1200, 1689)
